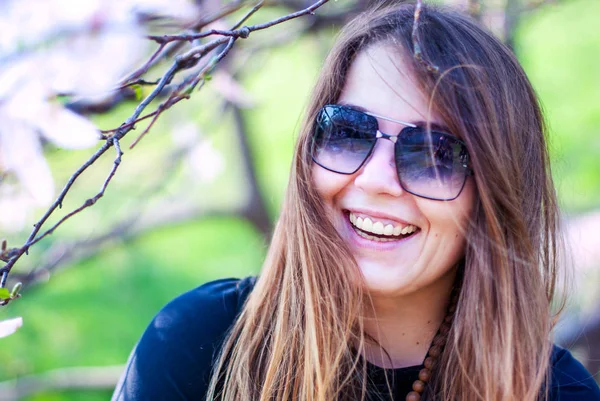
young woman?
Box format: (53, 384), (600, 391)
(112, 2), (600, 401)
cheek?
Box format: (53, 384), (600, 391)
(311, 165), (352, 205)
(418, 180), (476, 253)
(455, 179), (477, 232)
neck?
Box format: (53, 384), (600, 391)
(360, 267), (457, 369)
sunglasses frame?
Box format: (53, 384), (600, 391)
(311, 104), (474, 201)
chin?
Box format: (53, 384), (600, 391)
(358, 262), (421, 297)
(357, 259), (459, 299)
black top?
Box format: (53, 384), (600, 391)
(112, 277), (600, 401)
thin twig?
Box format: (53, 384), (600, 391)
(148, 29), (239, 44)
(122, 1), (250, 85)
(246, 0), (325, 31)
(25, 140), (124, 249)
(468, 0), (483, 21)
(121, 43), (166, 84)
(189, 0), (247, 31)
(412, 0), (439, 73)
(179, 36), (232, 61)
(14, 141), (195, 287)
(111, 58), (185, 142)
(0, 140), (112, 287)
(196, 37), (237, 82)
(130, 37), (236, 149)
(151, 0), (323, 47)
(12, 101), (274, 288)
(128, 101), (175, 149)
(0, 0), (331, 296)
(117, 78), (160, 90)
(100, 111), (158, 136)
(231, 1), (265, 30)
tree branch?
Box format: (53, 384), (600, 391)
(26, 140), (124, 248)
(412, 0), (440, 73)
(468, 0), (483, 22)
(0, 0), (331, 300)
(229, 102), (271, 239)
(120, 43), (166, 84)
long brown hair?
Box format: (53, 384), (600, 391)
(206, 3), (563, 400)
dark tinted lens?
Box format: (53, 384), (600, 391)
(311, 106), (378, 174)
(396, 128), (469, 200)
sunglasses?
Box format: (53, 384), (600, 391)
(310, 104), (473, 201)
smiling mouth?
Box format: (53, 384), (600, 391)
(344, 211), (420, 243)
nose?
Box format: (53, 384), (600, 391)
(353, 138), (405, 197)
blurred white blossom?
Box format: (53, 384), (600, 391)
(213, 71), (255, 109)
(172, 123), (225, 183)
(171, 122), (200, 148)
(0, 81), (100, 231)
(566, 211), (600, 306)
(0, 317), (23, 339)
(188, 140), (225, 183)
(0, 0), (148, 100)
(0, 0), (199, 231)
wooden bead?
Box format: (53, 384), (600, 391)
(412, 379), (425, 392)
(433, 334), (445, 346)
(406, 391), (421, 401)
(428, 345), (442, 358)
(424, 356), (436, 369)
(401, 296), (461, 401)
(418, 368), (432, 382)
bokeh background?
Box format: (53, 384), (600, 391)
(0, 0), (599, 399)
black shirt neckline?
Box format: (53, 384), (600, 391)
(357, 353), (425, 400)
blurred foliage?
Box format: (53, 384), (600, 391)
(518, 0), (600, 213)
(1, 0), (599, 399)
(0, 219), (264, 400)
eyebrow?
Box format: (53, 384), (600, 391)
(339, 102), (451, 133)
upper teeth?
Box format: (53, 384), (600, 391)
(349, 212), (417, 237)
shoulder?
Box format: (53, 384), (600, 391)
(112, 276), (257, 401)
(150, 276), (257, 340)
(549, 344), (600, 400)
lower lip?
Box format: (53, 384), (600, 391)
(343, 212), (420, 251)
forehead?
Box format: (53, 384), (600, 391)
(337, 43), (443, 130)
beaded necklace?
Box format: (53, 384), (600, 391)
(404, 285), (460, 401)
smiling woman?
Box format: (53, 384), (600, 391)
(311, 46), (477, 372)
(112, 2), (600, 401)
(312, 46), (476, 303)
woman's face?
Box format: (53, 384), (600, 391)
(312, 43), (476, 298)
